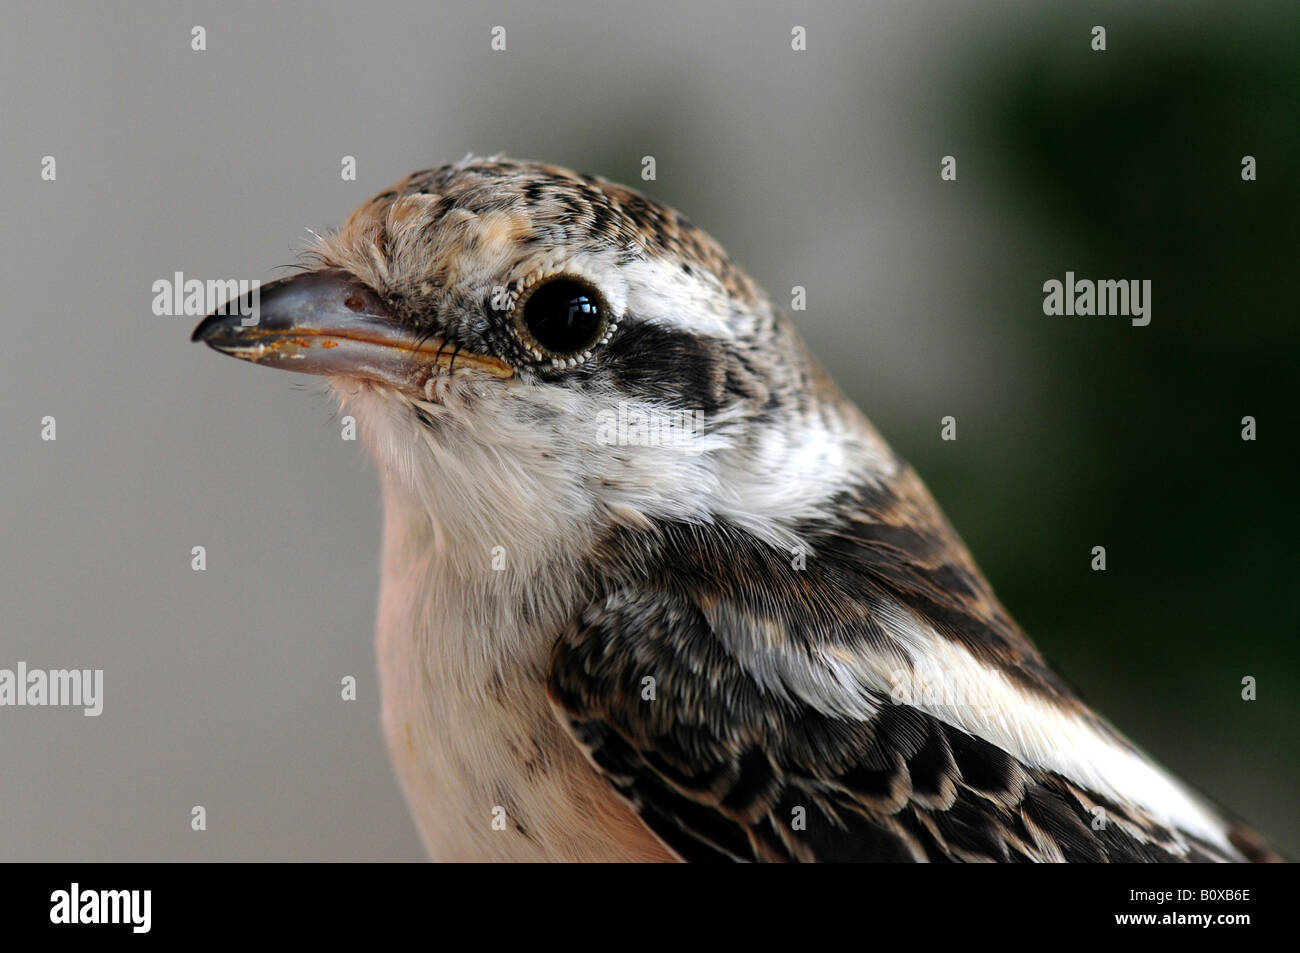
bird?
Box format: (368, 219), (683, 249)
(193, 155), (1279, 862)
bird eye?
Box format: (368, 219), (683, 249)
(516, 277), (607, 358)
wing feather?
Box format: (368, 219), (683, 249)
(548, 587), (1262, 862)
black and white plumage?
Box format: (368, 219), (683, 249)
(193, 156), (1279, 862)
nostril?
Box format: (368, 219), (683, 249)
(344, 293), (365, 312)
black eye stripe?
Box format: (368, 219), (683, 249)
(515, 277), (608, 359)
(572, 321), (765, 415)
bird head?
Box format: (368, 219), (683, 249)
(193, 157), (892, 577)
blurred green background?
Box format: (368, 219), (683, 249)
(2, 1), (1293, 858)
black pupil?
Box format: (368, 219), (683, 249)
(522, 279), (602, 355)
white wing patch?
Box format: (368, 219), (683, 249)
(708, 595), (1237, 855)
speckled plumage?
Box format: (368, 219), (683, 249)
(195, 156), (1280, 862)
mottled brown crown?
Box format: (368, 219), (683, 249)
(313, 156), (761, 308)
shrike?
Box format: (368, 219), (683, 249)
(194, 157), (1278, 862)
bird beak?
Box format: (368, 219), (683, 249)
(191, 269), (514, 386)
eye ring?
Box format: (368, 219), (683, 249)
(510, 274), (615, 366)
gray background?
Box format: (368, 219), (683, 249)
(2, 0), (1294, 860)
